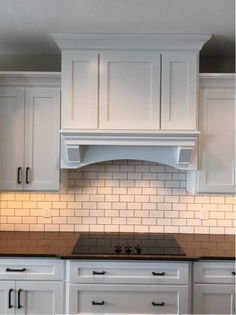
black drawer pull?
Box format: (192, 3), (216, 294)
(92, 271), (106, 275)
(26, 167), (30, 184)
(17, 167), (22, 184)
(152, 302), (165, 307)
(232, 271), (236, 275)
(8, 289), (13, 309)
(92, 301), (105, 306)
(6, 268), (26, 272)
(18, 289), (22, 309)
(152, 272), (165, 276)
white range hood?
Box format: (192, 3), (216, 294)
(52, 33), (211, 170)
(61, 131), (199, 170)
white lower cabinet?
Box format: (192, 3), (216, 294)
(0, 281), (63, 315)
(0, 259), (64, 315)
(68, 284), (188, 315)
(193, 284), (235, 315)
(0, 281), (15, 315)
(66, 260), (190, 314)
(193, 260), (236, 314)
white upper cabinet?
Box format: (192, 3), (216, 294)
(0, 73), (61, 191)
(24, 88), (60, 191)
(187, 74), (235, 194)
(198, 87), (235, 193)
(53, 33), (210, 133)
(161, 52), (197, 130)
(62, 51), (98, 130)
(99, 51), (161, 130)
(0, 88), (25, 190)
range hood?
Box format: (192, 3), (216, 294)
(61, 131), (199, 170)
(52, 33), (211, 170)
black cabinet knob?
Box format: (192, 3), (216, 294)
(125, 245), (132, 254)
(135, 245), (142, 254)
(115, 244), (122, 254)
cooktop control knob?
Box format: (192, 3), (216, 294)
(135, 244), (142, 254)
(114, 244), (122, 254)
(125, 245), (132, 254)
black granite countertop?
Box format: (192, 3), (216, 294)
(0, 231), (234, 260)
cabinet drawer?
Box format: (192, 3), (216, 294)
(0, 258), (64, 280)
(68, 261), (189, 284)
(68, 284), (189, 315)
(194, 261), (235, 284)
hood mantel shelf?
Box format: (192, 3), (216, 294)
(61, 131), (199, 170)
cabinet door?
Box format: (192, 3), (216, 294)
(24, 88), (60, 191)
(198, 88), (235, 193)
(68, 284), (189, 314)
(161, 52), (198, 130)
(194, 284), (235, 314)
(16, 281), (63, 315)
(99, 51), (161, 131)
(0, 88), (24, 190)
(0, 281), (15, 315)
(61, 50), (98, 130)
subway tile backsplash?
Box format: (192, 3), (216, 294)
(0, 161), (235, 234)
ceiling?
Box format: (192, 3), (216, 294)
(0, 0), (234, 56)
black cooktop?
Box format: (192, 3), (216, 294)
(72, 232), (186, 256)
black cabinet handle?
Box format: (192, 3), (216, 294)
(92, 301), (105, 305)
(92, 271), (106, 275)
(17, 167), (22, 184)
(17, 289), (22, 309)
(152, 302), (165, 306)
(152, 272), (165, 276)
(6, 268), (26, 272)
(8, 289), (13, 309)
(232, 271), (236, 275)
(26, 167), (30, 184)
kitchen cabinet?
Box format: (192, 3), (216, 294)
(0, 258), (64, 315)
(193, 260), (235, 314)
(0, 72), (60, 191)
(66, 260), (190, 314)
(54, 33), (209, 132)
(187, 74), (235, 193)
(62, 50), (161, 131)
(0, 281), (14, 315)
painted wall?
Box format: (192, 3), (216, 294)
(0, 54), (234, 73)
(0, 161), (235, 234)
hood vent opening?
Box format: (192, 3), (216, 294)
(61, 132), (199, 170)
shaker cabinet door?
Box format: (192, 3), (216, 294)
(61, 50), (99, 130)
(0, 281), (15, 315)
(0, 88), (24, 190)
(161, 52), (198, 130)
(198, 88), (235, 193)
(99, 51), (161, 131)
(15, 281), (63, 315)
(24, 88), (60, 190)
(194, 284), (235, 314)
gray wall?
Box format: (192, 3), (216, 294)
(0, 54), (234, 73)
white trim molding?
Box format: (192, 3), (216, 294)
(0, 72), (61, 87)
(51, 33), (211, 52)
